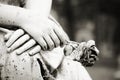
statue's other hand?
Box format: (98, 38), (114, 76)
(5, 29), (41, 55)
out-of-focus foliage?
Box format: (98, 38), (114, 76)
(52, 0), (120, 80)
(52, 0), (120, 52)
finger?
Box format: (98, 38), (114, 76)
(52, 21), (70, 42)
(49, 30), (60, 47)
(54, 28), (68, 46)
(29, 45), (41, 56)
(6, 29), (24, 47)
(8, 34), (30, 52)
(57, 24), (70, 41)
(38, 37), (47, 51)
(0, 28), (11, 33)
(63, 30), (70, 41)
(15, 39), (36, 55)
(4, 32), (13, 41)
(43, 34), (55, 50)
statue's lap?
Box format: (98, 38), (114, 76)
(0, 31), (92, 80)
(0, 31), (43, 80)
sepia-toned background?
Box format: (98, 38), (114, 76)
(51, 0), (120, 80)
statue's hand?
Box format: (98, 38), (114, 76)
(5, 29), (41, 55)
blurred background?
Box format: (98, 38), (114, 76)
(51, 0), (120, 80)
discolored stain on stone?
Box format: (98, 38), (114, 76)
(20, 73), (23, 75)
(12, 60), (14, 62)
(0, 64), (3, 80)
(5, 76), (9, 80)
(67, 62), (70, 65)
(22, 67), (24, 70)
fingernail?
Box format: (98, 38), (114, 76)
(65, 40), (68, 44)
(29, 52), (33, 56)
(16, 51), (20, 55)
(29, 52), (38, 56)
(6, 43), (9, 47)
(43, 46), (47, 51)
(7, 48), (11, 53)
(6, 43), (11, 48)
(48, 46), (53, 51)
(49, 48), (52, 51)
(51, 45), (54, 50)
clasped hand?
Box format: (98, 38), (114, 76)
(4, 18), (69, 55)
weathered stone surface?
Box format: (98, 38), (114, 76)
(0, 31), (43, 80)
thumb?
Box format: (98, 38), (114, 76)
(0, 28), (11, 33)
(0, 28), (13, 41)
